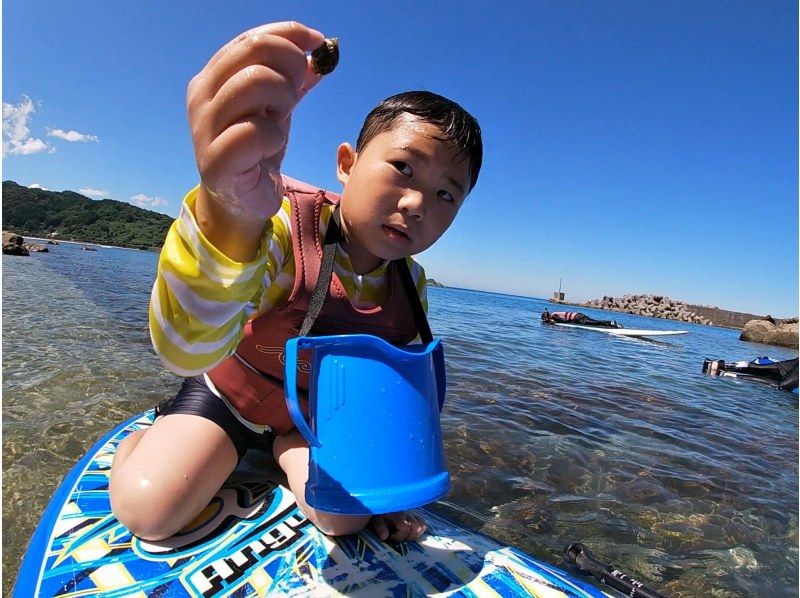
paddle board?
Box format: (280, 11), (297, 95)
(553, 323), (688, 337)
(15, 410), (615, 597)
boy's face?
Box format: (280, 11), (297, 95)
(337, 114), (471, 274)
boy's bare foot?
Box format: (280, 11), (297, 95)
(370, 511), (427, 542)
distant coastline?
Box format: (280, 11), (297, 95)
(430, 287), (793, 330)
(2, 180), (172, 250)
(548, 293), (789, 330)
(23, 236), (155, 252)
(4, 176), (789, 326)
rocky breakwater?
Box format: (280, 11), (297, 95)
(580, 294), (714, 325)
(740, 317), (798, 348)
(3, 232), (49, 255)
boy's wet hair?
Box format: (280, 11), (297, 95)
(356, 91), (483, 192)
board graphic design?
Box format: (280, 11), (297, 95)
(16, 411), (614, 597)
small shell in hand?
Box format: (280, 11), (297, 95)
(311, 38), (339, 75)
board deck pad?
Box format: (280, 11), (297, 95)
(553, 323), (688, 337)
(16, 411), (614, 597)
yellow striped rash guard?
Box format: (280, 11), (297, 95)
(149, 186), (429, 377)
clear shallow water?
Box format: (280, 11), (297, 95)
(3, 243), (798, 597)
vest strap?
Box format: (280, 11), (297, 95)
(298, 208), (433, 343)
(394, 257), (433, 344)
(298, 208), (343, 337)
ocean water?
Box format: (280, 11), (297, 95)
(2, 242), (798, 597)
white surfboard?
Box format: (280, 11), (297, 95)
(553, 323), (688, 337)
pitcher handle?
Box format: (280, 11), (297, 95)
(432, 341), (447, 412)
(284, 337), (321, 448)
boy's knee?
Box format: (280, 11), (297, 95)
(109, 476), (183, 541)
(273, 429), (307, 454)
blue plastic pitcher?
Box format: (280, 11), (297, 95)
(284, 334), (449, 515)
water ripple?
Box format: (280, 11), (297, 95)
(2, 252), (798, 597)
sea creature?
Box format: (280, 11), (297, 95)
(311, 38), (339, 76)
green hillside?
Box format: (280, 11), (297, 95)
(2, 180), (174, 248)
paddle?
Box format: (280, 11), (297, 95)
(564, 543), (669, 598)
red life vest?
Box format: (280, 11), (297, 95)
(206, 176), (420, 434)
(551, 311), (580, 322)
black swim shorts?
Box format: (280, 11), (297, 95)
(155, 376), (275, 461)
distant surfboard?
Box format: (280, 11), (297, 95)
(553, 323), (688, 337)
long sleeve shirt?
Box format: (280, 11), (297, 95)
(149, 186), (428, 377)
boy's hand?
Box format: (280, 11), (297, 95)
(187, 22), (326, 257)
(370, 511), (428, 542)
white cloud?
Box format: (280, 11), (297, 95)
(80, 187), (109, 198)
(131, 193), (168, 210)
(28, 183), (50, 191)
(2, 96), (52, 156)
(48, 128), (99, 143)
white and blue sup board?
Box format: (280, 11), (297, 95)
(553, 323), (687, 337)
(16, 411), (614, 597)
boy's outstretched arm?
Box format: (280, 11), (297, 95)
(187, 21), (326, 262)
(148, 22), (328, 376)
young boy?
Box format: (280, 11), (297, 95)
(109, 21), (482, 544)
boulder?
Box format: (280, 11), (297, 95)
(580, 292), (709, 325)
(740, 319), (798, 348)
(764, 321), (799, 348)
(24, 243), (49, 252)
(3, 243), (29, 256)
(2, 232), (23, 246)
(740, 319), (775, 342)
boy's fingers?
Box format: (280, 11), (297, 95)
(208, 65), (297, 137)
(210, 21), (324, 70)
(200, 116), (286, 189)
(297, 56), (324, 99)
(248, 21), (325, 53)
(199, 23), (326, 99)
(199, 35), (307, 100)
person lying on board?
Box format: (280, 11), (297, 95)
(541, 309), (622, 328)
(109, 21), (483, 545)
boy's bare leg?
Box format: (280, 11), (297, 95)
(273, 430), (371, 536)
(110, 414), (238, 541)
(273, 430), (427, 540)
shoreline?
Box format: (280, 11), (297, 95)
(431, 288), (794, 328)
(22, 235), (155, 252)
(10, 234), (793, 326)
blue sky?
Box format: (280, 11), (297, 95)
(3, 1), (797, 316)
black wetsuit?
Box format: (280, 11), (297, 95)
(703, 357), (799, 392)
(544, 311), (621, 328)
